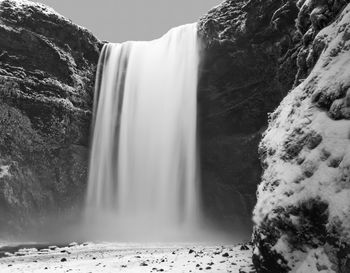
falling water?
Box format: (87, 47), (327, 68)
(85, 23), (200, 240)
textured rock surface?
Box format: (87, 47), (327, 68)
(253, 1), (350, 272)
(0, 0), (101, 233)
(197, 0), (299, 230)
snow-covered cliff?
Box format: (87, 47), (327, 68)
(253, 1), (350, 272)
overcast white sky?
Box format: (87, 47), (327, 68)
(31, 0), (222, 42)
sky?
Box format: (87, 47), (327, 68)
(31, 0), (223, 42)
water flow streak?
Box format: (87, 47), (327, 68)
(86, 23), (200, 240)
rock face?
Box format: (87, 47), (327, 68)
(253, 1), (350, 272)
(0, 0), (101, 233)
(197, 0), (299, 230)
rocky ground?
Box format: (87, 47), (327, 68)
(0, 242), (255, 273)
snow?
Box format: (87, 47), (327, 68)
(294, 248), (336, 273)
(0, 165), (11, 179)
(254, 3), (350, 272)
(0, 243), (254, 273)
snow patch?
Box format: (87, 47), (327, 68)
(0, 165), (11, 179)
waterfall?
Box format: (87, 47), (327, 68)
(85, 23), (200, 240)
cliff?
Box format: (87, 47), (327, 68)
(0, 0), (101, 233)
(198, 0), (299, 231)
(253, 0), (350, 272)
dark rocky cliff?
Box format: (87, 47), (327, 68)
(197, 0), (299, 231)
(0, 0), (101, 233)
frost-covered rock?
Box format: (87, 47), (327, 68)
(0, 0), (101, 233)
(295, 0), (350, 82)
(253, 3), (350, 273)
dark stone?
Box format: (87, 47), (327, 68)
(0, 0), (101, 233)
(240, 244), (249, 251)
(306, 132), (322, 149)
(198, 0), (300, 233)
